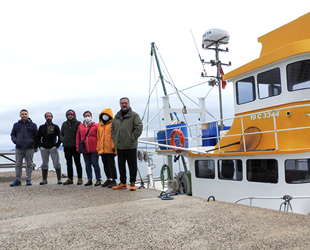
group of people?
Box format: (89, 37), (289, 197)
(9, 97), (143, 191)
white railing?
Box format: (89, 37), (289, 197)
(152, 103), (310, 153)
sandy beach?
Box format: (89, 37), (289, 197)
(1, 170), (310, 249)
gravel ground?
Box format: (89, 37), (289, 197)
(1, 170), (310, 249)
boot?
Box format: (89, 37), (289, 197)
(94, 179), (101, 186)
(63, 178), (73, 185)
(56, 169), (62, 185)
(40, 169), (48, 185)
(84, 179), (93, 186)
(77, 178), (83, 185)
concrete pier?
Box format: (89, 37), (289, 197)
(1, 170), (310, 249)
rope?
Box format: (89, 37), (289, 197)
(160, 164), (171, 190)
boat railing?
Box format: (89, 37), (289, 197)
(153, 103), (310, 153)
(235, 195), (310, 213)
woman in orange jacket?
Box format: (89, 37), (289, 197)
(97, 108), (117, 188)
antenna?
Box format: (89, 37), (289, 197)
(200, 28), (232, 130)
(190, 29), (207, 77)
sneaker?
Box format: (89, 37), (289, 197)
(63, 178), (73, 185)
(77, 178), (83, 185)
(112, 183), (127, 190)
(10, 179), (21, 187)
(129, 182), (136, 191)
(101, 180), (111, 187)
(84, 179), (93, 186)
(26, 180), (32, 186)
(108, 180), (117, 188)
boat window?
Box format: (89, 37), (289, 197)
(195, 160), (215, 179)
(287, 60), (310, 91)
(246, 159), (278, 183)
(257, 68), (281, 99)
(218, 160), (242, 181)
(285, 159), (310, 184)
(236, 76), (255, 104)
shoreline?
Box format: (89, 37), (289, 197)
(1, 170), (310, 249)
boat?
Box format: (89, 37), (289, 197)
(139, 12), (310, 215)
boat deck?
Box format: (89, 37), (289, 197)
(1, 170), (310, 249)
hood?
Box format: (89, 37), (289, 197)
(65, 109), (76, 120)
(99, 108), (114, 124)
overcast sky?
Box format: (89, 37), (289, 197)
(0, 1), (308, 150)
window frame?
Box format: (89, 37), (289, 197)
(195, 160), (215, 179)
(257, 67), (281, 99)
(236, 76), (256, 105)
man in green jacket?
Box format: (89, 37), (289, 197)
(111, 97), (142, 191)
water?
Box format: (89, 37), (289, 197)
(0, 149), (188, 182)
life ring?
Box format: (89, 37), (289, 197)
(170, 129), (185, 153)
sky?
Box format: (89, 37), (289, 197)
(0, 0), (308, 150)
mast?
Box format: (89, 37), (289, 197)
(200, 28), (231, 130)
(216, 43), (224, 130)
(151, 42), (174, 121)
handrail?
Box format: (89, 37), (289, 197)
(151, 103), (310, 152)
(235, 195), (310, 213)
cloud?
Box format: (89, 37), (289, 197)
(0, 1), (308, 149)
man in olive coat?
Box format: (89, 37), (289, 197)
(111, 97), (142, 191)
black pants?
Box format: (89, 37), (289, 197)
(101, 154), (117, 180)
(64, 147), (82, 179)
(117, 148), (137, 184)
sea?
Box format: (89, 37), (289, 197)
(0, 148), (188, 183)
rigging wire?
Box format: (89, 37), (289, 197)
(190, 29), (207, 77)
(155, 45), (217, 120)
(163, 79), (217, 120)
(146, 43), (218, 142)
(155, 44), (187, 112)
(141, 57), (161, 122)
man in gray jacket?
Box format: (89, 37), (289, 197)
(111, 97), (142, 191)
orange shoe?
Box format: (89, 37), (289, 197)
(112, 183), (127, 190)
(129, 182), (136, 191)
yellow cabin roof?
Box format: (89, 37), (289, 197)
(223, 12), (310, 81)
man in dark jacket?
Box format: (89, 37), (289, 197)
(60, 109), (83, 185)
(10, 109), (38, 186)
(37, 112), (62, 185)
(111, 97), (143, 191)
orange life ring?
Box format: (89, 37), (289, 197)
(170, 129), (185, 153)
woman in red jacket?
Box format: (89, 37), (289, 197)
(76, 111), (101, 186)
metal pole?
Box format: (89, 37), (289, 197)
(215, 43), (224, 130)
(151, 42), (174, 121)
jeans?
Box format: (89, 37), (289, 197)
(101, 154), (117, 180)
(15, 148), (34, 181)
(40, 146), (61, 170)
(83, 153), (101, 180)
(117, 148), (137, 184)
(64, 147), (82, 179)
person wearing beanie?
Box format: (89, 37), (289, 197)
(60, 109), (83, 185)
